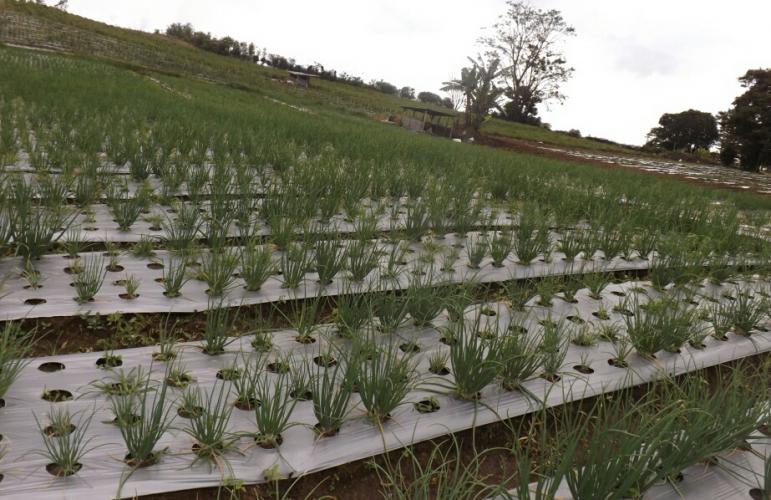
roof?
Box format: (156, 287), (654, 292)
(401, 105), (457, 118)
(288, 71), (320, 78)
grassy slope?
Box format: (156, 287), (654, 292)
(0, 0), (453, 118)
(1, 1), (768, 213)
(481, 117), (637, 154)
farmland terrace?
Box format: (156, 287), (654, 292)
(0, 2), (770, 500)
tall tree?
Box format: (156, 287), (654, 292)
(645, 109), (718, 152)
(399, 86), (415, 100)
(417, 91), (443, 106)
(719, 69), (771, 171)
(480, 1), (575, 124)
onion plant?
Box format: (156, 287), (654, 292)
(370, 438), (508, 499)
(253, 373), (296, 448)
(730, 291), (768, 335)
(0, 322), (34, 403)
(444, 314), (502, 400)
(232, 352), (264, 410)
(624, 295), (697, 357)
(334, 291), (371, 338)
(374, 290), (410, 334)
(112, 375), (175, 468)
(314, 238), (346, 285)
(356, 343), (416, 423)
(381, 240), (408, 280)
(72, 254), (106, 303)
(346, 239), (379, 282)
(280, 242), (310, 289)
(200, 248), (239, 296)
(513, 208), (550, 264)
(405, 273), (447, 327)
(35, 407), (97, 477)
(202, 298), (238, 355)
(650, 368), (767, 483)
(499, 328), (543, 391)
(184, 381), (238, 467)
(465, 233), (488, 269)
(240, 240), (275, 292)
(489, 229), (514, 267)
(539, 320), (569, 381)
(161, 255), (188, 297)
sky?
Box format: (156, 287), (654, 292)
(64, 0), (770, 146)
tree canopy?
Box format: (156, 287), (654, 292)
(719, 69), (771, 171)
(442, 56), (503, 130)
(479, 1), (575, 125)
(646, 109), (718, 152)
(417, 92), (444, 106)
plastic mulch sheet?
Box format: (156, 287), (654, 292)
(0, 280), (769, 499)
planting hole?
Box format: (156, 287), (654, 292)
(177, 406), (204, 419)
(313, 355), (337, 367)
(235, 397), (260, 411)
(290, 389), (312, 401)
(147, 262), (164, 270)
(96, 356), (123, 368)
(267, 362), (290, 374)
(24, 298), (47, 306)
(42, 390), (73, 402)
(44, 423), (76, 438)
(573, 364), (594, 375)
(216, 368), (241, 381)
(415, 398), (440, 414)
(608, 358), (629, 368)
(399, 342), (420, 353)
(46, 463), (82, 477)
(38, 361), (65, 373)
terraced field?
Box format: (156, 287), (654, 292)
(0, 18), (770, 500)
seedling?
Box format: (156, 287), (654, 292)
(73, 254), (106, 303)
(35, 407), (97, 477)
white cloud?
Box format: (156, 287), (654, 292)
(65, 0), (770, 146)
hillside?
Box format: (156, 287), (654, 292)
(0, 0), (649, 154)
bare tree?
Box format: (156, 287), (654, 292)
(442, 76), (465, 111)
(480, 1), (575, 124)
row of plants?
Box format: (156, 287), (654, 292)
(3, 326), (769, 498)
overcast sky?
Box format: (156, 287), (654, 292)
(65, 0), (770, 146)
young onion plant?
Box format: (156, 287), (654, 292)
(34, 407), (97, 477)
(72, 254), (106, 303)
(112, 374), (175, 469)
(356, 342), (416, 424)
(184, 381), (239, 468)
(443, 313), (502, 400)
(0, 322), (33, 405)
(309, 353), (352, 437)
(253, 372), (296, 448)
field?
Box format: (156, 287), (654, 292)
(480, 117), (638, 154)
(1, 7), (771, 499)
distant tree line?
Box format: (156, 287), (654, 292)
(163, 22), (454, 108)
(645, 69), (770, 171)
